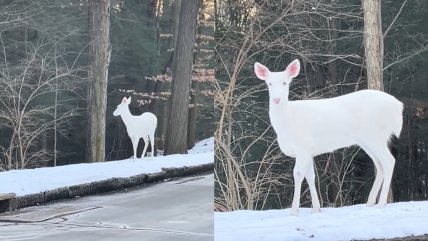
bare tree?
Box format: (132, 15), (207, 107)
(87, 0), (111, 162)
(0, 38), (81, 170)
(164, 0), (199, 155)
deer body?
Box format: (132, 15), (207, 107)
(270, 90), (402, 157)
(255, 59), (403, 216)
(113, 97), (157, 159)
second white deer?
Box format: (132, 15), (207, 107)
(254, 59), (403, 216)
(113, 97), (157, 159)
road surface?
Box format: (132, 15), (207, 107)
(0, 174), (213, 241)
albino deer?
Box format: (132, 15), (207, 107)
(113, 97), (157, 159)
(254, 59), (403, 216)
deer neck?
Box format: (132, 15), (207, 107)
(269, 99), (289, 130)
(269, 98), (289, 112)
(120, 107), (134, 126)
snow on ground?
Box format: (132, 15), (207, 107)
(188, 137), (214, 154)
(0, 137), (214, 196)
(215, 201), (428, 241)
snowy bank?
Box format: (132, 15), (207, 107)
(0, 137), (214, 197)
(215, 201), (428, 241)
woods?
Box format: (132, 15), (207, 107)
(214, 0), (428, 211)
(0, 0), (215, 170)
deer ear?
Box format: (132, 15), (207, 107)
(286, 59), (300, 78)
(122, 97), (127, 104)
(254, 62), (269, 80)
(126, 96), (131, 104)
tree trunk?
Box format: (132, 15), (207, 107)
(173, 0), (182, 49)
(187, 1), (205, 150)
(362, 0), (384, 90)
(154, 0), (182, 152)
(155, 0), (161, 57)
(87, 0), (111, 162)
(362, 0), (393, 203)
(164, 0), (199, 155)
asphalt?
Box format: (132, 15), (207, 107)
(0, 174), (214, 241)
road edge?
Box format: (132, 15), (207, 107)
(16, 162), (213, 209)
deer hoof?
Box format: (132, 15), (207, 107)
(311, 208), (320, 214)
(289, 209), (299, 216)
(375, 203), (386, 209)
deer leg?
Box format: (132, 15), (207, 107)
(141, 137), (149, 158)
(367, 160), (384, 207)
(132, 137), (139, 159)
(361, 144), (384, 207)
(376, 145), (396, 207)
(306, 160), (321, 213)
(290, 153), (311, 216)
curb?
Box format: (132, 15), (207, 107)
(16, 163), (213, 209)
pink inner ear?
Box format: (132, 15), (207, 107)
(288, 63), (298, 77)
(122, 97), (127, 104)
(256, 65), (267, 78)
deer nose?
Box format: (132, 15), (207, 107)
(273, 98), (281, 104)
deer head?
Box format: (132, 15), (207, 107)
(254, 59), (300, 105)
(113, 96), (131, 117)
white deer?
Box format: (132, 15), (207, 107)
(113, 96), (157, 159)
(254, 59), (403, 216)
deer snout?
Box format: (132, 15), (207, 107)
(272, 97), (281, 104)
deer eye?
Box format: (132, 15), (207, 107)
(283, 82), (286, 85)
(268, 83), (272, 86)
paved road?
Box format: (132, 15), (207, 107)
(0, 174), (214, 241)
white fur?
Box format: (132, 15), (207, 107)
(113, 97), (157, 159)
(254, 59), (403, 216)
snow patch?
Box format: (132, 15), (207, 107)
(215, 201), (428, 241)
(189, 137), (214, 154)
